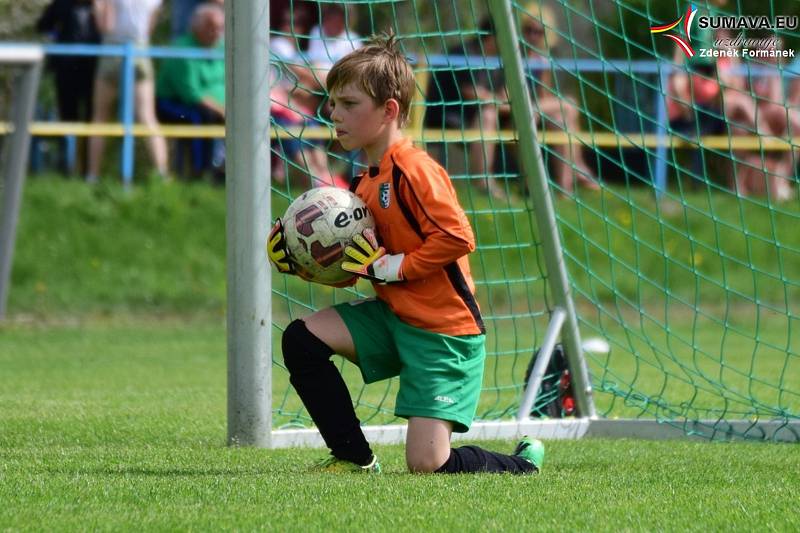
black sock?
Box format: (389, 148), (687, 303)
(434, 446), (536, 474)
(282, 319), (373, 466)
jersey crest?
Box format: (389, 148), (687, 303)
(379, 183), (391, 209)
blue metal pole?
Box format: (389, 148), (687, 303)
(120, 42), (136, 187)
(65, 135), (76, 174)
(654, 68), (669, 195)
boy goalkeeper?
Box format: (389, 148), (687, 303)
(267, 34), (544, 474)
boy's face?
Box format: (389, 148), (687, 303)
(329, 84), (390, 151)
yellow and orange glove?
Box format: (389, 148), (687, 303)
(266, 218), (295, 274)
(341, 228), (404, 284)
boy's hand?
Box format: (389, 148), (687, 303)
(342, 228), (404, 284)
(266, 218), (295, 274)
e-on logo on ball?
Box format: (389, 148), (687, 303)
(333, 206), (371, 228)
(650, 4), (698, 58)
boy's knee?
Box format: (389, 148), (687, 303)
(281, 319), (333, 373)
(406, 448), (450, 474)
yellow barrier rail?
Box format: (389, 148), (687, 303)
(1, 121), (798, 151)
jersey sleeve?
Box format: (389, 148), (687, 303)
(394, 159), (475, 280)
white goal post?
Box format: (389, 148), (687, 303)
(0, 45), (44, 321)
(225, 0), (272, 447)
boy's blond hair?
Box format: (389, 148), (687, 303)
(326, 33), (415, 127)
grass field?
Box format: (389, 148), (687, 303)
(10, 177), (800, 426)
(2, 320), (799, 531)
(2, 176), (798, 530)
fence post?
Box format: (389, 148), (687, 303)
(654, 66), (669, 194)
(120, 42), (136, 187)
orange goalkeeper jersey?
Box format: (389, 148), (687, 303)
(351, 137), (485, 336)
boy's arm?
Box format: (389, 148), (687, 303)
(395, 163), (475, 281)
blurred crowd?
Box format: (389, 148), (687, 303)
(37, 0), (226, 182)
(33, 0), (799, 200)
(665, 0), (799, 201)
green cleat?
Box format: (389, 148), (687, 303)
(309, 454), (382, 473)
(512, 436), (545, 472)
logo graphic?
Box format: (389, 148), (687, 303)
(651, 4), (698, 58)
(379, 183), (391, 209)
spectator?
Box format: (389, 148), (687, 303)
(156, 2), (225, 180)
(519, 3), (598, 193)
(86, 0), (168, 183)
(668, 0), (791, 199)
(270, 7), (342, 188)
(742, 49), (793, 200)
(424, 17), (507, 199)
(271, 5), (322, 112)
(305, 3), (364, 180)
(171, 0), (223, 38)
(36, 0), (101, 175)
(306, 3), (362, 74)
(666, 49), (727, 190)
(785, 54), (800, 174)
(710, 33), (792, 200)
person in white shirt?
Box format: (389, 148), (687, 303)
(86, 0), (168, 182)
(270, 8), (342, 188)
(306, 3), (362, 75)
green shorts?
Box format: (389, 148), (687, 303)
(334, 298), (486, 433)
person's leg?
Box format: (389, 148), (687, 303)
(134, 79), (168, 177)
(405, 416), (538, 474)
(722, 90), (760, 196)
(283, 307), (374, 466)
(468, 104), (505, 199)
(54, 68), (81, 174)
(86, 75), (117, 182)
(77, 62), (98, 176)
(394, 323), (540, 474)
(300, 143), (335, 188)
(560, 101), (599, 189)
(760, 103), (793, 201)
(538, 97), (598, 191)
(406, 417), (453, 473)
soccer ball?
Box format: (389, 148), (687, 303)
(282, 187), (375, 285)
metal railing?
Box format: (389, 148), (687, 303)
(0, 42), (797, 190)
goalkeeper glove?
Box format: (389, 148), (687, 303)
(266, 218), (295, 274)
(342, 228), (404, 284)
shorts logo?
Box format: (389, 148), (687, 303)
(434, 395), (455, 404)
(379, 183), (391, 209)
(348, 297), (376, 306)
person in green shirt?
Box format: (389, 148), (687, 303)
(156, 2), (224, 179)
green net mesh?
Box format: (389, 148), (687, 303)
(269, 0), (800, 441)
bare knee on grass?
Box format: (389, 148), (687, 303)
(405, 417), (452, 473)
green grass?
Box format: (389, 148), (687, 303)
(8, 176), (800, 432)
(11, 175), (800, 316)
(2, 320), (798, 531)
(3, 177), (799, 529)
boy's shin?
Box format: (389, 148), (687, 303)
(282, 319), (373, 465)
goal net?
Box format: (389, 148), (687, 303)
(267, 0), (799, 443)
